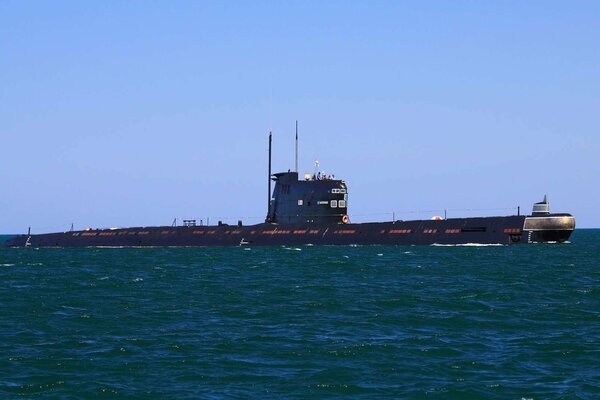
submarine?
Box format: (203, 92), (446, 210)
(4, 131), (575, 248)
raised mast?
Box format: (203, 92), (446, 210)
(266, 131), (273, 222)
(295, 120), (298, 173)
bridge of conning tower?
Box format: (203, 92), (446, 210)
(266, 171), (348, 224)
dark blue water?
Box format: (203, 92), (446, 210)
(1, 230), (598, 399)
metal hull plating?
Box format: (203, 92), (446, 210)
(3, 214), (574, 248)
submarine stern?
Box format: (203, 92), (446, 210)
(522, 196), (575, 243)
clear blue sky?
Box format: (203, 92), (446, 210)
(1, 1), (599, 233)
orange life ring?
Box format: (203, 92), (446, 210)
(341, 215), (349, 224)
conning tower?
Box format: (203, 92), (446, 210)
(267, 172), (348, 224)
(264, 129), (349, 224)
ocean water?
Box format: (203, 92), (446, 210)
(0, 230), (598, 399)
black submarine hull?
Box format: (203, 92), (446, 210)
(3, 214), (574, 248)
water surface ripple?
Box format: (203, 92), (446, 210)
(1, 230), (598, 398)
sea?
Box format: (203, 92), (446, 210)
(0, 230), (598, 399)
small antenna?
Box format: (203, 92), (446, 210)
(295, 120), (298, 173)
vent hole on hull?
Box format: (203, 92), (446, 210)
(461, 227), (486, 233)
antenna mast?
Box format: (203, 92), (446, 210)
(266, 131), (272, 222)
(295, 120), (298, 172)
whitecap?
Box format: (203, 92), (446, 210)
(62, 305), (87, 311)
(283, 247), (302, 251)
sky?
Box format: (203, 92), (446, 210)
(1, 1), (599, 233)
